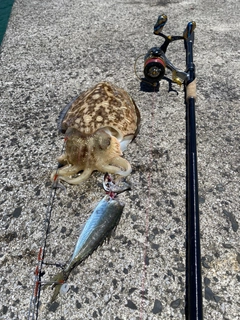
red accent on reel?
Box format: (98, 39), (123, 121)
(144, 57), (166, 68)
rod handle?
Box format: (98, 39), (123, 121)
(186, 78), (197, 100)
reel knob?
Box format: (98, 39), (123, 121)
(154, 14), (168, 35)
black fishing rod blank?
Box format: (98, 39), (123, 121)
(183, 21), (203, 320)
(140, 15), (203, 319)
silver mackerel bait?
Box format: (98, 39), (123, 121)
(48, 194), (124, 302)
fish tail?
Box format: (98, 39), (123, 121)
(49, 271), (68, 303)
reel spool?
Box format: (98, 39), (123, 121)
(143, 14), (168, 83)
(144, 47), (166, 83)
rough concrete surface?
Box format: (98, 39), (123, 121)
(0, 0), (239, 319)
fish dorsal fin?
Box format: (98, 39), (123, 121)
(77, 222), (86, 235)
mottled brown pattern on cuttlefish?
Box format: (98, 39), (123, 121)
(51, 81), (140, 185)
(61, 82), (138, 137)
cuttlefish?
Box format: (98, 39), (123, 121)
(51, 82), (140, 185)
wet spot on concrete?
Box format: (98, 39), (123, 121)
(4, 185), (13, 192)
(0, 231), (17, 243)
(13, 299), (20, 306)
(92, 310), (98, 318)
(12, 207), (22, 218)
(236, 253), (240, 264)
(130, 214), (138, 221)
(152, 299), (163, 314)
(223, 209), (239, 232)
(170, 298), (181, 308)
(61, 226), (67, 233)
(144, 255), (150, 266)
(125, 299), (137, 310)
(152, 227), (159, 235)
(76, 300), (82, 309)
(222, 243), (233, 249)
(174, 263), (185, 272)
(167, 270), (174, 278)
(2, 306), (8, 314)
(123, 268), (128, 274)
(205, 286), (221, 303)
(202, 255), (214, 268)
(71, 286), (79, 293)
(204, 277), (211, 286)
(6, 267), (13, 274)
(48, 301), (60, 312)
(170, 199), (175, 208)
(151, 243), (160, 250)
(112, 279), (117, 288)
(173, 217), (181, 224)
(216, 184), (225, 192)
(128, 287), (137, 294)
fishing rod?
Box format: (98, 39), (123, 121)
(28, 185), (57, 320)
(137, 14), (203, 319)
(183, 21), (203, 320)
(28, 151), (65, 319)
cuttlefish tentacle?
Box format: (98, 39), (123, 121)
(99, 157), (132, 177)
(57, 153), (68, 165)
(110, 156), (132, 176)
(54, 168), (93, 185)
(51, 164), (82, 181)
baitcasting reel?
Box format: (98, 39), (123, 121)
(140, 14), (195, 86)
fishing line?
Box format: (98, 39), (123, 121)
(28, 138), (66, 320)
(140, 86), (157, 319)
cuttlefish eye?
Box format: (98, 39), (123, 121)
(94, 129), (111, 151)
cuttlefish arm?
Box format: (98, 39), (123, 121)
(51, 164), (82, 181)
(98, 157), (132, 177)
(52, 168), (93, 185)
(95, 135), (132, 176)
